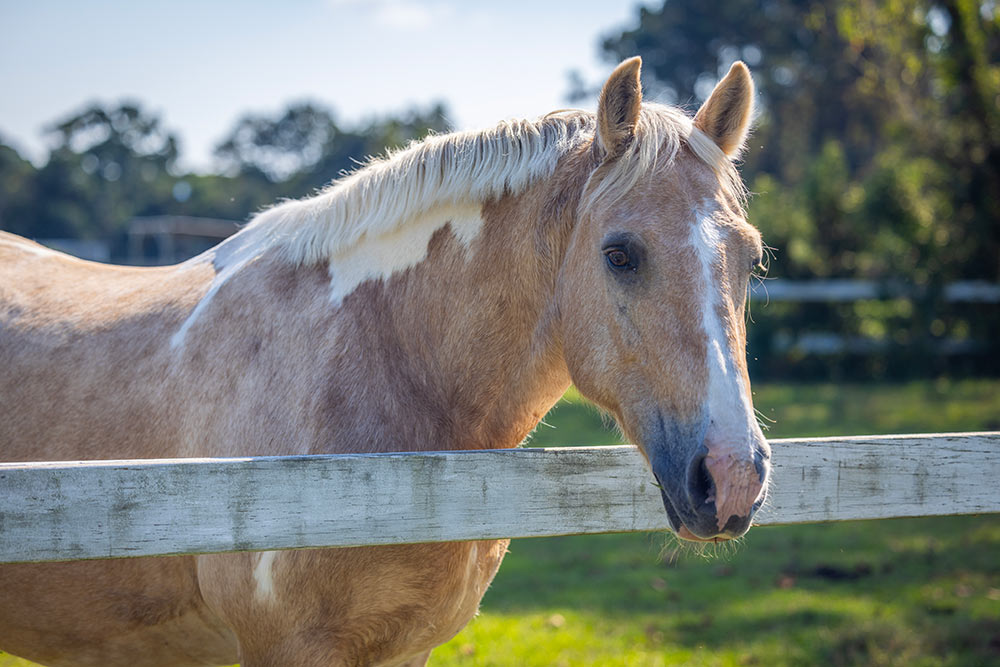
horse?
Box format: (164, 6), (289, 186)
(0, 57), (770, 666)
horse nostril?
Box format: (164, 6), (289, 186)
(687, 455), (716, 511)
(754, 453), (767, 483)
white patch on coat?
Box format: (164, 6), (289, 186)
(466, 542), (479, 582)
(328, 204), (483, 304)
(253, 551), (279, 602)
(169, 203), (483, 345)
(690, 205), (757, 455)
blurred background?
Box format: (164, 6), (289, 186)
(1, 1), (998, 665)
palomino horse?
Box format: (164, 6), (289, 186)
(0, 58), (769, 666)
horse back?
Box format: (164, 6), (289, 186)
(0, 231), (211, 462)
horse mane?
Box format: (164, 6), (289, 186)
(242, 104), (745, 267)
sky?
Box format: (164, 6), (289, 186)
(0, 0), (651, 173)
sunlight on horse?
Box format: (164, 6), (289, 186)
(0, 58), (768, 666)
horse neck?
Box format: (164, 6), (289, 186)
(332, 175), (585, 452)
(293, 181), (587, 456)
(178, 150), (592, 457)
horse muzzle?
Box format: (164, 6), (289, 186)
(643, 413), (769, 541)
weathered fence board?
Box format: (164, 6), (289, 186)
(1, 432), (997, 564)
(748, 279), (1000, 303)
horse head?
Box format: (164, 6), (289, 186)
(558, 58), (769, 541)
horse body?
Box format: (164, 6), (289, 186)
(0, 58), (770, 665)
(0, 169), (570, 665)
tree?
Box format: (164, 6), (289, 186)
(213, 102), (450, 188)
(214, 103), (338, 183)
(293, 103), (450, 194)
(48, 103), (179, 168)
(0, 140), (38, 237)
(600, 0), (1000, 378)
(210, 101), (450, 213)
(31, 102), (182, 242)
(601, 0), (999, 283)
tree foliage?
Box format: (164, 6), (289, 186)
(604, 0), (999, 283)
(0, 100), (450, 247)
(601, 0), (999, 377)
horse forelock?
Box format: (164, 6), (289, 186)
(582, 104), (747, 217)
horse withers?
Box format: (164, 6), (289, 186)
(0, 57), (769, 666)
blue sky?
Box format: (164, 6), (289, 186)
(0, 0), (649, 172)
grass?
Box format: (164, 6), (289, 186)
(2, 379), (998, 666)
(434, 517), (1000, 666)
(435, 378), (1000, 666)
(528, 378), (1000, 446)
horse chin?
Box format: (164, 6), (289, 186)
(658, 483), (682, 531)
(676, 526), (729, 543)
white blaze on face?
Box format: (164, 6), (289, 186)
(690, 205), (759, 458)
(328, 203), (483, 305)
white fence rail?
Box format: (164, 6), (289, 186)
(747, 279), (1000, 303)
(1, 432), (998, 564)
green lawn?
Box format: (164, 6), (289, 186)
(435, 516), (1000, 666)
(2, 379), (998, 666)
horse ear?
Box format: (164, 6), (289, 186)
(694, 61), (755, 157)
(596, 57), (643, 160)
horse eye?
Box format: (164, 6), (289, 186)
(605, 248), (631, 269)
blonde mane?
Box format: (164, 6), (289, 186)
(242, 104), (743, 266)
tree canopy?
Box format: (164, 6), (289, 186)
(0, 99), (450, 248)
(603, 0), (999, 285)
(600, 0), (999, 378)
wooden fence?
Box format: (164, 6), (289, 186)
(2, 432), (998, 564)
(747, 279), (1000, 303)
